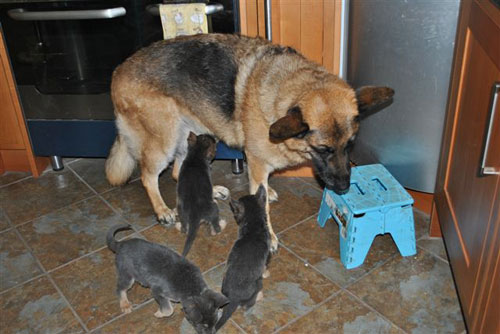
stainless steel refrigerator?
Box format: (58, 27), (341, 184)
(347, 0), (460, 192)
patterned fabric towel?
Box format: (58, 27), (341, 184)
(159, 3), (208, 39)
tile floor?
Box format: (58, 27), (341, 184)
(0, 159), (466, 334)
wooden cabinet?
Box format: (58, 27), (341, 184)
(0, 30), (48, 176)
(433, 1), (499, 333)
(239, 0), (343, 75)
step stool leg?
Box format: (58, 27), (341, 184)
(317, 198), (332, 228)
(387, 206), (417, 257)
(343, 217), (380, 269)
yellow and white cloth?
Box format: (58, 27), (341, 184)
(159, 3), (208, 39)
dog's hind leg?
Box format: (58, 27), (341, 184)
(141, 141), (176, 225)
(117, 274), (135, 314)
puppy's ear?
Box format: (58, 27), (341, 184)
(183, 297), (203, 323)
(269, 107), (309, 141)
(187, 132), (197, 147)
(229, 198), (244, 223)
(255, 184), (267, 206)
(355, 86), (395, 117)
(203, 290), (230, 309)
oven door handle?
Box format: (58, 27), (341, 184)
(7, 7), (126, 21)
(146, 3), (224, 16)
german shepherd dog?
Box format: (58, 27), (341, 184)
(105, 34), (394, 252)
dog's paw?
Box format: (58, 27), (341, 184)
(213, 185), (230, 200)
(268, 186), (279, 202)
(256, 291), (264, 302)
(154, 308), (174, 318)
(262, 269), (270, 279)
(157, 208), (176, 226)
(175, 222), (182, 232)
(120, 300), (133, 314)
(270, 234), (279, 254)
(219, 219), (227, 231)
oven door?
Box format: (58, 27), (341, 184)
(0, 0), (163, 121)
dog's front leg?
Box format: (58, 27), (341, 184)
(247, 154), (279, 253)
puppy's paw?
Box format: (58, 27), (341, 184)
(256, 291), (264, 302)
(120, 300), (133, 314)
(219, 219), (227, 231)
(270, 234), (279, 254)
(262, 269), (270, 279)
(213, 185), (230, 201)
(268, 186), (279, 202)
(154, 308), (174, 318)
(157, 208), (176, 226)
(175, 222), (182, 232)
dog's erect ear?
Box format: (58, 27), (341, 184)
(355, 86), (395, 117)
(183, 297), (203, 323)
(203, 290), (230, 309)
(269, 107), (310, 141)
(255, 184), (267, 206)
(187, 131), (197, 147)
(229, 198), (244, 223)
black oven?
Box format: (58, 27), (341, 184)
(0, 0), (242, 168)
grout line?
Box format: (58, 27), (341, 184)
(416, 244), (449, 264)
(87, 298), (155, 333)
(277, 243), (342, 291)
(0, 175), (34, 189)
(10, 225), (90, 333)
(276, 213), (317, 236)
(272, 289), (343, 334)
(12, 194), (99, 229)
(0, 225), (14, 235)
(66, 163), (99, 196)
(0, 272), (47, 296)
(64, 158), (82, 165)
(229, 318), (249, 334)
(342, 253), (399, 290)
(343, 288), (409, 334)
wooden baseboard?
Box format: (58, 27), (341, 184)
(0, 149), (49, 176)
(429, 201), (442, 237)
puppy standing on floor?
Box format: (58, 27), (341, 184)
(176, 132), (228, 256)
(106, 225), (229, 334)
(216, 185), (272, 331)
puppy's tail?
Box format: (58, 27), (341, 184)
(181, 222), (201, 257)
(105, 134), (136, 186)
(107, 224), (132, 253)
(215, 301), (238, 331)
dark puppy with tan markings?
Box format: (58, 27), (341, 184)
(216, 185), (271, 331)
(176, 132), (227, 256)
(106, 33), (394, 253)
(106, 225), (229, 334)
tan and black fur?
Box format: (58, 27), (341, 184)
(105, 34), (394, 251)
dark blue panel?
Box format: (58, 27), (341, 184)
(28, 120), (244, 160)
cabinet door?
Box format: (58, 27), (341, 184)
(239, 0), (343, 75)
(435, 1), (500, 332)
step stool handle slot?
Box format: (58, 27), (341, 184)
(353, 213), (366, 218)
(352, 182), (365, 195)
(372, 178), (388, 192)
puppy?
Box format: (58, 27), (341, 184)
(106, 225), (229, 334)
(176, 132), (227, 256)
(216, 185), (271, 330)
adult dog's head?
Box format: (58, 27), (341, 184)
(269, 85), (394, 195)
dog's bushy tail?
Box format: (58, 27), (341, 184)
(105, 135), (136, 186)
(107, 224), (132, 253)
(215, 301), (238, 331)
(181, 222), (201, 257)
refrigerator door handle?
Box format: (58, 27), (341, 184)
(480, 82), (500, 176)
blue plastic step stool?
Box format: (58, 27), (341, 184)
(317, 164), (417, 269)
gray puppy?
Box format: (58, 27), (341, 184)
(107, 225), (229, 334)
(216, 185), (272, 330)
